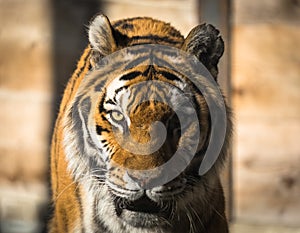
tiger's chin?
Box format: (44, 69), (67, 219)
(113, 195), (173, 228)
(119, 210), (169, 228)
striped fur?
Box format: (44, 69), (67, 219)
(49, 15), (231, 233)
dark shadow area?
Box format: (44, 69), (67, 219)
(42, 1), (102, 232)
(198, 0), (233, 221)
(51, 0), (102, 114)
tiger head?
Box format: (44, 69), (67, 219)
(63, 15), (231, 232)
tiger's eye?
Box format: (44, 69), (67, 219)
(110, 110), (125, 122)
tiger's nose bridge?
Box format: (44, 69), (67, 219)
(126, 167), (166, 189)
(113, 99), (181, 173)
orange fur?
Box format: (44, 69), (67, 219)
(49, 47), (91, 232)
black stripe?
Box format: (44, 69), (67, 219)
(119, 71), (142, 81)
(106, 99), (116, 105)
(115, 85), (128, 95)
(112, 17), (142, 28)
(142, 65), (155, 77)
(96, 125), (110, 134)
(75, 184), (84, 233)
(70, 104), (86, 158)
(121, 22), (134, 30)
(159, 70), (181, 82)
(74, 49), (91, 80)
(101, 114), (108, 122)
(125, 88), (139, 112)
(190, 81), (204, 96)
(94, 79), (106, 92)
(93, 198), (110, 232)
(98, 95), (108, 113)
(130, 35), (180, 45)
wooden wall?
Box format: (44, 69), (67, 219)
(232, 0), (300, 226)
(0, 1), (52, 232)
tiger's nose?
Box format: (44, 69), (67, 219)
(126, 169), (167, 189)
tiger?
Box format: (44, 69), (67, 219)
(49, 14), (232, 233)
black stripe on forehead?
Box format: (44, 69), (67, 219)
(125, 87), (139, 112)
(119, 71), (142, 81)
(112, 17), (140, 28)
(129, 35), (180, 45)
(124, 82), (170, 113)
(142, 65), (154, 76)
(158, 70), (182, 82)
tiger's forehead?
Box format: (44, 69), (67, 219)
(106, 65), (186, 101)
(103, 70), (192, 126)
(103, 66), (189, 120)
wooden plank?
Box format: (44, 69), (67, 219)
(232, 14), (300, 226)
(230, 223), (300, 233)
(235, 118), (300, 226)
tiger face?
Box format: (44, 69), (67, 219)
(52, 15), (231, 233)
(96, 74), (199, 228)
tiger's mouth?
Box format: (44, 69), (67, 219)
(112, 193), (174, 228)
(106, 175), (189, 228)
(113, 194), (166, 216)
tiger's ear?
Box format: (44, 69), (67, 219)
(88, 14), (117, 64)
(182, 24), (224, 80)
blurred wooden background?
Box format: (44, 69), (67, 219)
(233, 0), (300, 226)
(0, 0), (299, 232)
